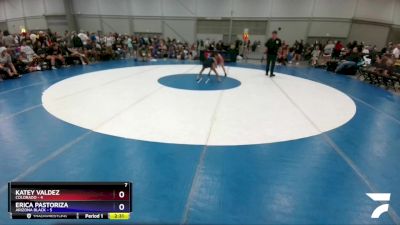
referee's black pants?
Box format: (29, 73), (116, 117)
(266, 54), (277, 75)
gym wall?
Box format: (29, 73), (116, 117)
(267, 20), (308, 45)
(348, 22), (391, 48)
(388, 26), (400, 43)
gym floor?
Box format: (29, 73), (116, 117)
(0, 59), (400, 225)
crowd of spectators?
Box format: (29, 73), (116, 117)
(1, 29), (399, 90)
(272, 39), (397, 67)
(267, 38), (400, 90)
(1, 29), (237, 82)
(268, 38), (400, 80)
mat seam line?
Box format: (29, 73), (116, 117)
(270, 78), (400, 225)
(90, 64), (200, 131)
(0, 66), (167, 123)
(0, 65), (192, 196)
(180, 88), (224, 225)
(0, 67), (92, 96)
(350, 95), (400, 125)
(0, 104), (42, 123)
(0, 63), (168, 96)
(0, 131), (92, 194)
(300, 72), (400, 126)
(47, 66), (162, 101)
(0, 81), (47, 96)
(0, 71), (148, 123)
(0, 85), (165, 195)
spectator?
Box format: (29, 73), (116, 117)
(2, 30), (15, 48)
(16, 51), (41, 73)
(46, 43), (66, 69)
(294, 40), (304, 65)
(78, 30), (89, 46)
(375, 54), (395, 77)
(362, 45), (370, 55)
(333, 41), (343, 59)
(387, 42), (395, 53)
(335, 47), (361, 74)
(37, 31), (50, 49)
(71, 32), (83, 49)
(392, 44), (400, 59)
(20, 40), (38, 61)
(29, 33), (37, 45)
(63, 30), (71, 46)
(311, 46), (321, 66)
(277, 42), (288, 66)
(287, 47), (295, 64)
(0, 46), (20, 78)
(114, 36), (126, 59)
(126, 36), (133, 58)
(65, 46), (90, 65)
(83, 39), (98, 61)
(324, 40), (335, 56)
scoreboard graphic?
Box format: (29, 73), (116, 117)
(8, 182), (132, 220)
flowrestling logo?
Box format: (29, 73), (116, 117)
(366, 193), (391, 219)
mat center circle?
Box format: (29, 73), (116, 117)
(158, 74), (241, 91)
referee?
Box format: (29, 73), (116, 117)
(264, 30), (282, 77)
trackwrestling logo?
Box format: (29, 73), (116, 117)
(366, 193), (391, 219)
